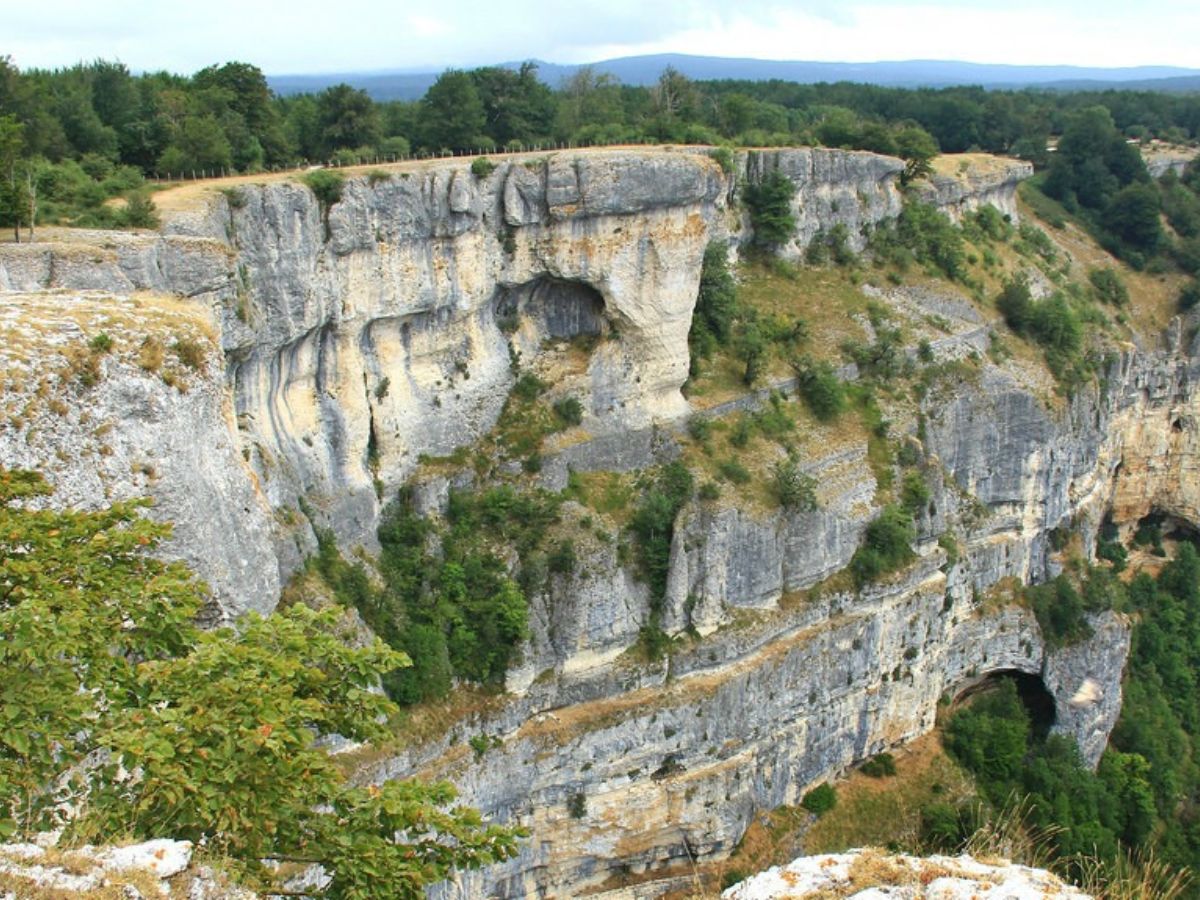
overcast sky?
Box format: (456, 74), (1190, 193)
(5, 0), (1199, 75)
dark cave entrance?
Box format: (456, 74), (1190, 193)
(493, 277), (608, 341)
(953, 669), (1057, 741)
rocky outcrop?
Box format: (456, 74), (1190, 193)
(0, 148), (1029, 615)
(0, 290), (277, 617)
(0, 838), (253, 898)
(743, 149), (905, 254)
(722, 849), (1091, 899)
(914, 156), (1032, 222)
(5, 148), (1166, 899)
(386, 557), (1126, 898)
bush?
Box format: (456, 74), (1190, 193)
(900, 471), (931, 516)
(860, 752), (897, 778)
(512, 372), (546, 401)
(793, 355), (846, 422)
(118, 191), (159, 229)
(893, 201), (966, 280)
(1179, 280), (1200, 312)
(553, 396), (584, 426)
(718, 458), (752, 484)
(689, 242), (739, 375)
(802, 783), (837, 816)
(1097, 539), (1128, 573)
(1029, 574), (1094, 648)
(547, 539), (577, 575)
(301, 168), (345, 207)
(773, 457), (818, 512)
(709, 146), (735, 175)
(850, 505), (916, 586)
(471, 157), (496, 178)
(630, 462), (694, 606)
(1089, 268), (1129, 306)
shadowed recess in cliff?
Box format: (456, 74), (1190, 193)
(953, 669), (1057, 742)
(493, 276), (608, 340)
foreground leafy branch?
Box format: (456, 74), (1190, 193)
(0, 468), (523, 897)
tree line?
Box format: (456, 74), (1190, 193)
(2, 54), (1199, 235)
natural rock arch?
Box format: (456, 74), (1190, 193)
(952, 668), (1057, 740)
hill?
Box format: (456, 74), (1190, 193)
(266, 53), (1200, 100)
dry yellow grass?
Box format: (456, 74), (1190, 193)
(804, 733), (976, 855)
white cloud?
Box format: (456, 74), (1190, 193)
(4, 0), (1198, 73)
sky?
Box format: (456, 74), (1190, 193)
(5, 0), (1199, 75)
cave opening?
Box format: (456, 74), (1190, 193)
(1131, 509), (1200, 555)
(493, 276), (608, 341)
(953, 669), (1057, 742)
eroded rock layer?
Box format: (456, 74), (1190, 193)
(0, 147), (1186, 897)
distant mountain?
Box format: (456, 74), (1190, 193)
(267, 54), (1200, 101)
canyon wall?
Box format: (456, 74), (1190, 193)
(1, 147), (1187, 897)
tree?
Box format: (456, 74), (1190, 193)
(316, 83), (382, 158)
(420, 70), (486, 152)
(688, 242), (738, 373)
(1104, 182), (1162, 255)
(0, 114), (26, 241)
(0, 469), (522, 894)
(471, 63), (555, 147)
(895, 125), (939, 185)
(743, 169), (796, 247)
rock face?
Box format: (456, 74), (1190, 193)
(0, 148), (1031, 615)
(0, 290), (278, 617)
(722, 849), (1091, 899)
(914, 156), (1033, 222)
(2, 148), (1190, 898)
(0, 838), (254, 898)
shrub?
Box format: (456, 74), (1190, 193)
(173, 337), (207, 370)
(89, 332), (114, 353)
(900, 471), (932, 516)
(1179, 280), (1200, 312)
(1097, 539), (1128, 573)
(893, 201), (966, 280)
(0, 469), (522, 891)
(547, 539), (577, 575)
(302, 169), (345, 240)
(718, 458), (752, 484)
(118, 191), (159, 229)
(687, 416), (713, 444)
(302, 168), (344, 207)
(709, 146), (735, 175)
(860, 752), (897, 778)
(553, 396), (584, 427)
(938, 531), (960, 568)
(850, 505), (916, 586)
(793, 355), (846, 422)
(1089, 268), (1129, 306)
(630, 462), (694, 606)
(802, 783), (837, 815)
(1028, 574), (1094, 648)
(773, 457), (818, 512)
(471, 157), (496, 178)
(689, 242), (739, 374)
(512, 372), (546, 401)
(568, 792), (587, 819)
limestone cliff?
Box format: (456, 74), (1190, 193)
(0, 146), (1189, 898)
